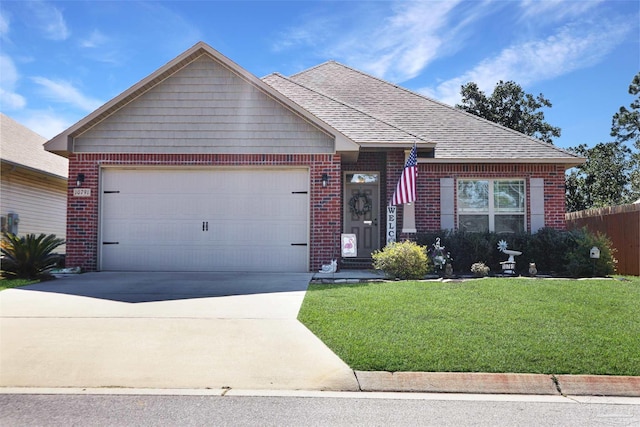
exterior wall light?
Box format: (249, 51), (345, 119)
(76, 173), (85, 187)
(321, 173), (329, 187)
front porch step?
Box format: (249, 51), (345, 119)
(340, 257), (373, 269)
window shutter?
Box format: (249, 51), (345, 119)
(530, 178), (545, 232)
(440, 178), (455, 230)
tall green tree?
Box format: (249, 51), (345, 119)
(611, 72), (640, 149)
(611, 72), (640, 198)
(566, 72), (640, 211)
(456, 80), (561, 144)
(565, 142), (635, 212)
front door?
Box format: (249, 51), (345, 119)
(344, 172), (380, 258)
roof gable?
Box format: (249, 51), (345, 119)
(45, 42), (358, 157)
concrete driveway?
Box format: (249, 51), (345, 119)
(0, 272), (358, 391)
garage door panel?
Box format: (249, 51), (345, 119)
(101, 168), (309, 272)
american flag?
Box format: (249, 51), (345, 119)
(391, 144), (418, 205)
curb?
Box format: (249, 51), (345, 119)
(555, 375), (640, 397)
(354, 371), (640, 397)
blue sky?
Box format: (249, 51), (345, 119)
(1, 0), (638, 149)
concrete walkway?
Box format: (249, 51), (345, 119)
(0, 272), (358, 391)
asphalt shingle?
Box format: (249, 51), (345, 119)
(264, 61), (582, 163)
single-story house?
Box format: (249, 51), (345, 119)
(1, 113), (68, 249)
(44, 42), (583, 272)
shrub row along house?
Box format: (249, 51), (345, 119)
(44, 42), (584, 273)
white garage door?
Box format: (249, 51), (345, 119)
(100, 168), (309, 272)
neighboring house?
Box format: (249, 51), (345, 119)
(44, 42), (583, 273)
(1, 113), (68, 251)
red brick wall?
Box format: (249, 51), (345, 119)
(66, 153), (342, 272)
(66, 152), (567, 271)
(413, 162), (567, 233)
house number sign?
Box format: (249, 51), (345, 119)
(386, 205), (396, 244)
(73, 188), (91, 197)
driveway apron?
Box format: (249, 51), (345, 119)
(0, 272), (358, 391)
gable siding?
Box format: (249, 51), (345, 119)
(74, 56), (334, 154)
(1, 167), (67, 252)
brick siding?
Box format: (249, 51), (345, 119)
(412, 162), (567, 233)
(66, 152), (567, 271)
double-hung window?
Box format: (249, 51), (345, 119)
(457, 179), (525, 233)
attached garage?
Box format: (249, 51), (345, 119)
(100, 167), (309, 272)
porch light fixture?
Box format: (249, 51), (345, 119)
(321, 173), (329, 187)
(76, 173), (85, 187)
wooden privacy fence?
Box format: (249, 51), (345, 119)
(566, 203), (640, 276)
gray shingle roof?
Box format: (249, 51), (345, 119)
(1, 113), (68, 179)
(263, 73), (428, 146)
(264, 61), (583, 164)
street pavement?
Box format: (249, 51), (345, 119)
(1, 271), (638, 397)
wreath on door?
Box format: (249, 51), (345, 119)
(349, 191), (372, 217)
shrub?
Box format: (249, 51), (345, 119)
(525, 228), (572, 275)
(418, 227), (617, 278)
(1, 233), (65, 279)
(471, 262), (490, 277)
(372, 240), (430, 280)
(565, 228), (617, 277)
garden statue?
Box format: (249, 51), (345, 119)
(319, 259), (337, 273)
(529, 263), (537, 277)
(445, 263), (453, 278)
(497, 239), (521, 275)
(430, 237), (453, 275)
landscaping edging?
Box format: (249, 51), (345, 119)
(354, 371), (640, 396)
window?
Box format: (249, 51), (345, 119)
(458, 179), (525, 233)
(347, 173), (379, 183)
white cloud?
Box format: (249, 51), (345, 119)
(31, 77), (102, 112)
(28, 1), (70, 41)
(80, 29), (108, 48)
(0, 10), (9, 36)
(520, 0), (603, 21)
(0, 54), (26, 110)
(420, 20), (633, 106)
(17, 109), (72, 139)
(274, 1), (484, 82)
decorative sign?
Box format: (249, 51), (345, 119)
(341, 233), (357, 257)
(73, 188), (91, 197)
(386, 205), (397, 244)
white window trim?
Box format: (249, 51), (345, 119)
(457, 178), (527, 233)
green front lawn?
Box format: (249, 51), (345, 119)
(0, 278), (39, 291)
(298, 277), (640, 375)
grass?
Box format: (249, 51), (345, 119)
(298, 276), (640, 375)
(0, 278), (39, 291)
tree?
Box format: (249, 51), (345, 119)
(565, 142), (635, 212)
(611, 72), (640, 198)
(611, 72), (640, 149)
(456, 81), (561, 144)
(566, 72), (640, 211)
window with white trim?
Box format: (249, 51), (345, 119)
(457, 179), (525, 233)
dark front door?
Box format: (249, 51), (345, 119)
(344, 173), (380, 258)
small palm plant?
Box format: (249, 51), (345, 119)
(1, 233), (65, 279)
